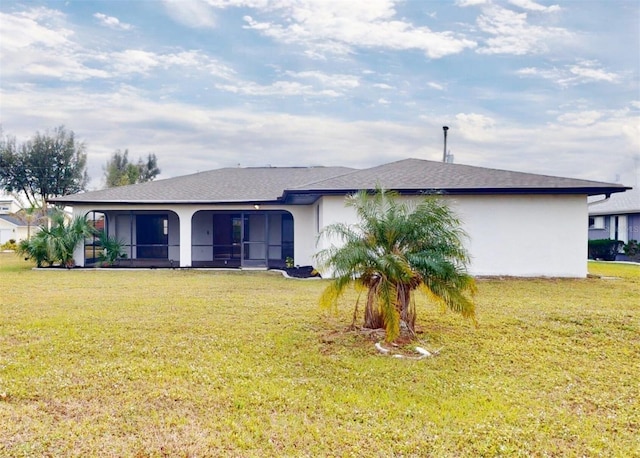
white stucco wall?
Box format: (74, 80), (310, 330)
(315, 194), (588, 278)
(0, 221), (30, 244)
(452, 194), (588, 277)
(70, 193), (588, 277)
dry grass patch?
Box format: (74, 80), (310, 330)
(0, 253), (638, 456)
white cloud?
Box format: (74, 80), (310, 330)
(1, 1), (637, 189)
(106, 50), (232, 77)
(285, 71), (360, 89)
(0, 8), (110, 81)
(0, 8), (71, 49)
(215, 80), (341, 97)
(455, 113), (497, 142)
(620, 118), (640, 163)
(557, 110), (603, 126)
(93, 13), (133, 30)
(109, 50), (160, 75)
(476, 5), (571, 55)
(103, 49), (236, 79)
(568, 60), (618, 84)
(516, 60), (620, 86)
(0, 8), (236, 82)
(162, 0), (217, 28)
(0, 84), (426, 184)
(241, 1), (477, 59)
(456, 0), (489, 6)
(508, 0), (561, 13)
(373, 83), (394, 90)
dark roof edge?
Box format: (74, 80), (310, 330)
(283, 185), (631, 199)
(589, 209), (640, 216)
(47, 198), (285, 206)
(50, 185), (630, 206)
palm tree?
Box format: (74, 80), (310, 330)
(97, 230), (125, 266)
(316, 188), (476, 343)
(47, 211), (97, 267)
(18, 210), (95, 268)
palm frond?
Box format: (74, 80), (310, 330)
(318, 273), (355, 311)
(376, 274), (400, 342)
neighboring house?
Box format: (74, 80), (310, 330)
(0, 215), (29, 245)
(0, 196), (20, 215)
(588, 186), (639, 250)
(50, 158), (628, 277)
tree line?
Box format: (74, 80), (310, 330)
(0, 126), (161, 207)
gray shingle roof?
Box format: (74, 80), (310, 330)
(52, 166), (354, 204)
(0, 215), (26, 226)
(51, 158), (628, 205)
(290, 159), (627, 193)
(589, 186), (639, 215)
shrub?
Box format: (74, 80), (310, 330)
(18, 236), (52, 267)
(17, 211), (96, 268)
(623, 240), (640, 261)
(97, 231), (126, 266)
(0, 239), (17, 251)
(588, 239), (624, 261)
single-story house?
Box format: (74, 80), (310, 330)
(588, 186), (639, 251)
(0, 215), (29, 245)
(50, 158), (629, 277)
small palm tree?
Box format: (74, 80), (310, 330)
(97, 231), (125, 266)
(17, 234), (51, 267)
(18, 210), (95, 268)
(316, 188), (476, 342)
(47, 212), (96, 267)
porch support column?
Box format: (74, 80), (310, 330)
(72, 206), (89, 267)
(175, 207), (197, 268)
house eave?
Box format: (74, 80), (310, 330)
(47, 198), (285, 206)
(281, 185), (631, 203)
(49, 184), (630, 207)
(589, 209), (640, 216)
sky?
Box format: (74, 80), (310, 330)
(0, 0), (639, 191)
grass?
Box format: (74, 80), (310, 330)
(0, 253), (638, 457)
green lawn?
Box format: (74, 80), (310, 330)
(1, 253), (638, 457)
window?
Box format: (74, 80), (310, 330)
(589, 216), (604, 229)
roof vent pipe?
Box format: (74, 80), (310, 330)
(442, 126), (449, 163)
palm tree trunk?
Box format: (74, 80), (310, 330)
(398, 284), (415, 337)
(364, 284), (384, 329)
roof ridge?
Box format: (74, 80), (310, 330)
(284, 158), (434, 190)
(287, 166), (363, 189)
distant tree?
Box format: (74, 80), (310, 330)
(0, 126), (89, 207)
(103, 149), (160, 188)
(138, 153), (160, 183)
